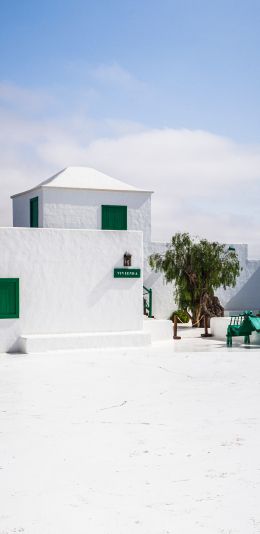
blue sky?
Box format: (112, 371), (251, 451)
(1, 0), (260, 139)
(1, 0), (260, 255)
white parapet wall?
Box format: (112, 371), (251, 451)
(143, 317), (173, 342)
(210, 317), (230, 341)
(0, 227), (145, 353)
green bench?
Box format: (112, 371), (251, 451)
(226, 310), (260, 347)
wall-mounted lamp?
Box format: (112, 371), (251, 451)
(124, 252), (132, 267)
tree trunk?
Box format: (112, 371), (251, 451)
(199, 316), (205, 328)
(190, 293), (224, 327)
(191, 304), (201, 327)
(200, 292), (224, 318)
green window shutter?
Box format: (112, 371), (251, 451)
(102, 205), (127, 230)
(0, 279), (19, 319)
(30, 197), (38, 227)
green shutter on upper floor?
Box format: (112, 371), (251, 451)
(30, 196), (38, 227)
(101, 205), (127, 230)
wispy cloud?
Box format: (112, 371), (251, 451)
(0, 82), (54, 112)
(65, 59), (147, 92)
(90, 62), (147, 91)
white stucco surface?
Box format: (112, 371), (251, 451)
(216, 244), (260, 308)
(20, 330), (151, 353)
(11, 167), (260, 321)
(143, 317), (173, 341)
(144, 241), (176, 320)
(0, 228), (143, 353)
(12, 183), (151, 247)
(1, 344), (260, 533)
(224, 265), (260, 311)
(12, 188), (43, 227)
(42, 189), (152, 243)
(210, 317), (231, 341)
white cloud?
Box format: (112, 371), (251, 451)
(80, 129), (260, 256)
(1, 81), (260, 258)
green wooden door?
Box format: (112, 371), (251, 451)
(102, 205), (127, 230)
(30, 197), (38, 227)
(0, 279), (19, 318)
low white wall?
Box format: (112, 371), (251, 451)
(210, 317), (230, 341)
(143, 318), (173, 342)
(0, 228), (143, 353)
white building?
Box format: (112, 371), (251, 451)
(12, 167), (152, 244)
(11, 166), (175, 320)
(0, 227), (149, 353)
(0, 166), (174, 354)
(11, 165), (260, 318)
(0, 165), (257, 354)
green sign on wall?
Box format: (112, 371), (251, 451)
(114, 268), (141, 278)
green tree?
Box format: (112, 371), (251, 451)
(149, 233), (241, 326)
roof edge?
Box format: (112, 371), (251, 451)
(11, 185), (153, 198)
(41, 185), (153, 194)
(11, 185), (42, 199)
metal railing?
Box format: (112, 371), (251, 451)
(143, 285), (153, 318)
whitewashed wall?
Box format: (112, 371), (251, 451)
(216, 244), (260, 308)
(12, 188), (151, 244)
(210, 317), (230, 340)
(144, 241), (176, 320)
(42, 188), (152, 244)
(12, 189), (43, 227)
(12, 188), (260, 321)
(0, 228), (143, 353)
(144, 243), (260, 320)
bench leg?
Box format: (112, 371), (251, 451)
(227, 335), (232, 347)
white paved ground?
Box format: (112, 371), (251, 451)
(0, 339), (260, 534)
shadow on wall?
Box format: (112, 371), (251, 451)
(144, 270), (163, 288)
(225, 265), (260, 312)
(0, 320), (23, 353)
(87, 253), (138, 307)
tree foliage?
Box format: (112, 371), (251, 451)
(149, 232), (241, 325)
